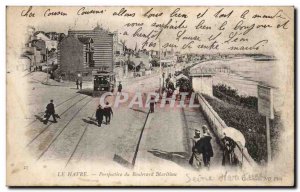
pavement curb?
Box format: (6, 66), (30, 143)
(113, 110), (153, 169)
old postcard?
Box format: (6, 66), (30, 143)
(6, 6), (294, 186)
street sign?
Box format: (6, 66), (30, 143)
(257, 84), (274, 163)
(257, 84), (274, 119)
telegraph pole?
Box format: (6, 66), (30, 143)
(46, 49), (49, 83)
(159, 39), (162, 94)
(266, 116), (271, 162)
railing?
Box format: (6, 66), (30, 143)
(195, 92), (256, 167)
(196, 93), (227, 138)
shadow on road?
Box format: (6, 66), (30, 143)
(34, 115), (44, 122)
(88, 117), (97, 121)
(77, 88), (93, 96)
(34, 115), (57, 124)
(130, 108), (148, 114)
(148, 149), (191, 168)
(113, 154), (133, 169)
(82, 118), (98, 126)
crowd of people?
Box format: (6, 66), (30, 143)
(162, 73), (195, 103)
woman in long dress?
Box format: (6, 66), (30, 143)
(221, 135), (237, 166)
(189, 129), (203, 169)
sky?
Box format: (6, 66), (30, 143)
(5, 6), (294, 59)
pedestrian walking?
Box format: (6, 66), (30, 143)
(76, 79), (79, 89)
(200, 126), (214, 168)
(104, 102), (113, 124)
(77, 73), (83, 89)
(79, 79), (82, 90)
(50, 70), (54, 79)
(44, 99), (57, 124)
(189, 128), (203, 169)
(96, 105), (104, 127)
(221, 134), (238, 166)
(149, 95), (156, 113)
(118, 82), (122, 93)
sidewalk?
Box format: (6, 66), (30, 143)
(135, 106), (190, 170)
(183, 106), (223, 168)
(135, 100), (223, 170)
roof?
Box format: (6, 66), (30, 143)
(93, 24), (113, 35)
(77, 37), (94, 44)
(31, 39), (46, 51)
(34, 31), (45, 36)
(34, 31), (51, 41)
(175, 74), (189, 80)
(92, 70), (115, 76)
(189, 68), (215, 77)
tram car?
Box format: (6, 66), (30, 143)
(92, 70), (116, 96)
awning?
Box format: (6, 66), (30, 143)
(175, 74), (189, 80)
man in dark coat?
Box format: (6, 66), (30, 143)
(104, 102), (113, 125)
(149, 95), (156, 113)
(192, 125), (214, 168)
(200, 131), (214, 167)
(96, 105), (104, 127)
(79, 79), (82, 90)
(45, 99), (57, 123)
(118, 82), (122, 93)
(76, 79), (79, 89)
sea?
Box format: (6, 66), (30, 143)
(191, 58), (283, 110)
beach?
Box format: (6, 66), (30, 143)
(192, 58), (283, 110)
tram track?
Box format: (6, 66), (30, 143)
(65, 112), (96, 167)
(28, 74), (158, 166)
(26, 95), (89, 146)
(36, 97), (94, 161)
(25, 93), (82, 127)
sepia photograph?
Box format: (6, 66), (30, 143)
(5, 5), (295, 187)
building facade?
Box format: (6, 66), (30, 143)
(22, 38), (46, 69)
(57, 36), (94, 77)
(67, 26), (114, 72)
(190, 68), (215, 96)
(35, 31), (58, 51)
